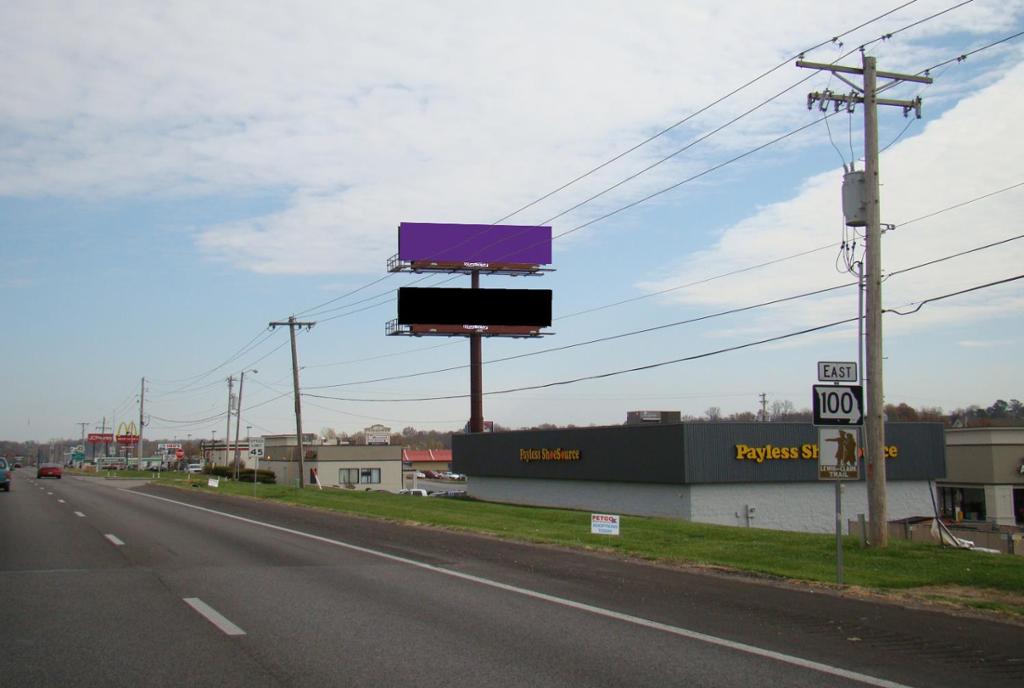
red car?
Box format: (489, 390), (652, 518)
(37, 463), (63, 479)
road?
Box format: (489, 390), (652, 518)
(1, 474), (1022, 687)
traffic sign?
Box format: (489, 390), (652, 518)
(249, 438), (265, 458)
(817, 361), (857, 383)
(817, 428), (860, 480)
(812, 384), (863, 426)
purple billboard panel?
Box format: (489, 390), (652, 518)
(398, 222), (552, 266)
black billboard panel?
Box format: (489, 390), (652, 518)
(397, 287), (552, 327)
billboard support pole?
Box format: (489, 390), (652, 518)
(470, 270), (484, 433)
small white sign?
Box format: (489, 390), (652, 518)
(208, 478), (220, 488)
(249, 438), (265, 458)
(817, 361), (858, 383)
(591, 513), (620, 536)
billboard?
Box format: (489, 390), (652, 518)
(398, 222), (552, 266)
(397, 287), (552, 327)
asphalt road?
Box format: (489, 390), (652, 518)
(1, 474), (1022, 687)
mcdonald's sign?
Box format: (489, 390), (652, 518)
(116, 421), (140, 446)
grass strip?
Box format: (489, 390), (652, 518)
(151, 474), (1024, 610)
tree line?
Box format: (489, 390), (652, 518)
(3, 398), (1020, 458)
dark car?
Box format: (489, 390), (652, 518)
(0, 458), (10, 491)
(37, 463), (63, 479)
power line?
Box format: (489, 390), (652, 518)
(304, 272), (1019, 404)
(886, 273), (1023, 315)
(302, 229), (1022, 391)
(297, 179), (1024, 372)
(283, 3), (928, 322)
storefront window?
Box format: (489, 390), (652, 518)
(359, 468), (380, 484)
(939, 487), (986, 521)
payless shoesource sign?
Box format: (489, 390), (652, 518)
(734, 443), (899, 464)
(520, 448), (581, 463)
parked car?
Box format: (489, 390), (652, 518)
(423, 470), (440, 479)
(186, 463), (204, 474)
(37, 463), (63, 479)
(414, 471), (426, 479)
(12, 461), (21, 469)
(398, 488), (428, 496)
(0, 458), (11, 491)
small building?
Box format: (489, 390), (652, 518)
(403, 449), (452, 473)
(453, 422), (946, 534)
(938, 427), (1024, 527)
(263, 443), (409, 492)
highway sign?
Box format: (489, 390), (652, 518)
(818, 428), (861, 480)
(817, 361), (857, 383)
(812, 384), (863, 426)
(249, 437), (265, 458)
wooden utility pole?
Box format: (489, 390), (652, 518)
(137, 377), (146, 463)
(797, 53), (932, 547)
(269, 317), (315, 488)
(224, 375), (235, 469)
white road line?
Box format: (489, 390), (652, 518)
(74, 511), (86, 518)
(126, 489), (913, 688)
(58, 499), (66, 503)
(104, 534), (125, 546)
(183, 598), (246, 636)
(47, 492), (53, 496)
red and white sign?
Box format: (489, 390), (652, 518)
(175, 449), (185, 459)
(87, 433), (114, 443)
(590, 513), (620, 536)
(116, 435), (139, 446)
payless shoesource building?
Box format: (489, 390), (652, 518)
(452, 422), (946, 533)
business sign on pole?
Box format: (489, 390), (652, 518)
(817, 361), (858, 383)
(398, 222), (552, 266)
(818, 428), (861, 480)
(249, 438), (265, 458)
(812, 385), (863, 426)
(590, 514), (620, 536)
(88, 433), (114, 444)
(397, 287), (552, 327)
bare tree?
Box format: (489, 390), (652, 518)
(705, 406), (722, 421)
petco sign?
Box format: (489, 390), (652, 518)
(590, 513), (620, 536)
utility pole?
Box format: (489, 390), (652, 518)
(98, 416), (109, 458)
(233, 369), (256, 479)
(224, 375), (235, 469)
(797, 53), (931, 547)
(138, 377), (146, 464)
(77, 422), (88, 464)
(269, 317), (316, 488)
(759, 394), (768, 422)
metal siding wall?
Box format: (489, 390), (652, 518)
(882, 423), (947, 480)
(453, 424), (685, 484)
(454, 422), (946, 486)
(684, 423), (818, 484)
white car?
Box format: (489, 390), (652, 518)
(186, 463), (204, 474)
(398, 488), (428, 496)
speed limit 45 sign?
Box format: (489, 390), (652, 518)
(812, 385), (863, 426)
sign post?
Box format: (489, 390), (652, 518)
(814, 364), (864, 585)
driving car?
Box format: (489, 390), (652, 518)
(37, 463), (63, 479)
(0, 458), (10, 491)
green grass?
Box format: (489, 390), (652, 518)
(155, 477), (1024, 601)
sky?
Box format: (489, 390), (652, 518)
(3, 0), (1023, 444)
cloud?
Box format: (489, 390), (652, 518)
(4, 1), (1022, 275)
